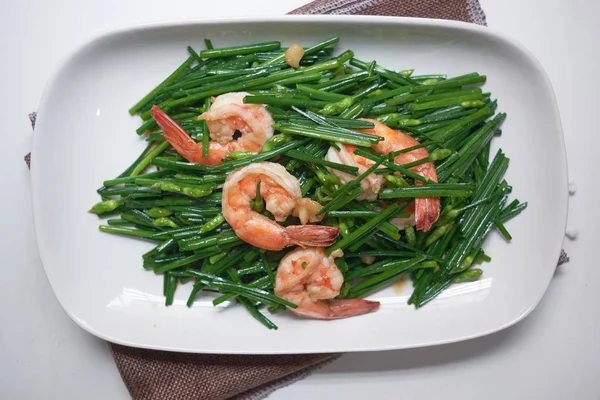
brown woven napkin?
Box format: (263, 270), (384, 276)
(24, 1), (569, 399)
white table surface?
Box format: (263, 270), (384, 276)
(1, 0), (596, 398)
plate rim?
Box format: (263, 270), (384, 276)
(30, 15), (569, 354)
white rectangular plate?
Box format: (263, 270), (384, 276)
(31, 16), (567, 354)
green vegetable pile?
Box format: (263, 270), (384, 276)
(90, 37), (527, 329)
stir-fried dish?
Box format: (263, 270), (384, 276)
(89, 37), (527, 329)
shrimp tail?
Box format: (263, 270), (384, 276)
(414, 197), (440, 232)
(150, 105), (203, 161)
(292, 299), (380, 320)
(324, 299), (380, 319)
(413, 177), (440, 232)
(286, 225), (339, 248)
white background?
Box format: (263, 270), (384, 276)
(1, 0), (596, 398)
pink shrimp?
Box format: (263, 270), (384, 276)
(222, 162), (339, 251)
(324, 120), (439, 231)
(150, 92), (274, 166)
(274, 247), (380, 320)
(360, 119), (439, 231)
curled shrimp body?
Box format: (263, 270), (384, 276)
(361, 119), (440, 232)
(274, 247), (380, 320)
(199, 92), (274, 147)
(326, 120), (440, 232)
(222, 162), (339, 251)
(150, 92), (273, 166)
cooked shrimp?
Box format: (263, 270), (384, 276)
(324, 122), (439, 230)
(222, 162), (339, 251)
(360, 119), (440, 231)
(324, 143), (384, 201)
(150, 92), (273, 165)
(274, 247), (380, 320)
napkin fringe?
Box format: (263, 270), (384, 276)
(466, 0), (487, 25)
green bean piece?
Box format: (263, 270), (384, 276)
(461, 100), (486, 109)
(147, 207), (173, 218)
(178, 230), (239, 252)
(412, 74), (486, 93)
(200, 110), (210, 157)
(252, 179), (265, 213)
(203, 39), (214, 49)
(106, 219), (130, 227)
(474, 251), (492, 264)
(151, 181), (181, 193)
(208, 252), (227, 265)
(384, 175), (410, 188)
(121, 210), (163, 230)
(364, 87), (415, 106)
(411, 93), (483, 111)
(156, 238), (176, 254)
(495, 220), (513, 240)
(320, 97), (355, 116)
(164, 272), (178, 306)
(498, 201), (528, 223)
(244, 94), (329, 108)
(380, 184), (474, 198)
(200, 41), (280, 58)
(89, 199), (122, 215)
(424, 222), (455, 248)
(154, 251), (212, 274)
(153, 217), (179, 229)
(334, 50), (354, 65)
(405, 225), (417, 246)
(297, 84), (348, 101)
(199, 214), (226, 234)
(271, 72), (324, 86)
(451, 268), (483, 283)
(98, 225), (160, 241)
(260, 134), (292, 153)
(328, 210), (409, 219)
